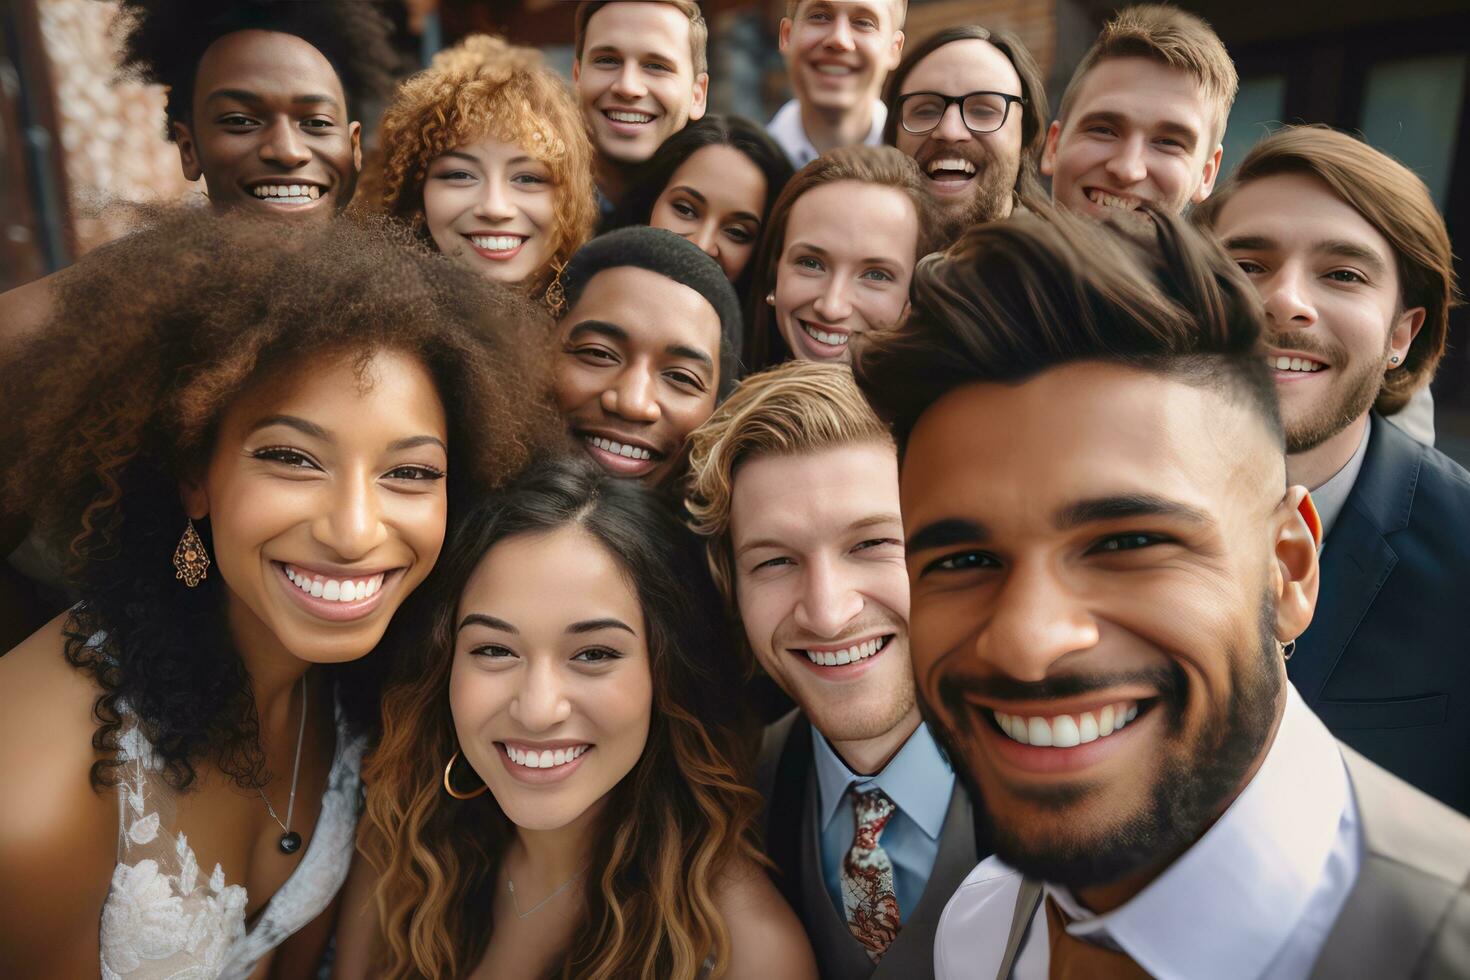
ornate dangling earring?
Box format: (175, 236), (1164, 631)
(1280, 639), (1296, 661)
(173, 518), (210, 588)
(544, 261), (567, 316)
(443, 751), (488, 799)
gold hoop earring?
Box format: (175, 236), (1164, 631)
(443, 751), (488, 799)
(173, 518), (210, 588)
(544, 261), (567, 316)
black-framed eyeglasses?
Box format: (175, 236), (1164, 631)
(897, 91), (1026, 136)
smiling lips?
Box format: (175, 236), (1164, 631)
(250, 183), (323, 205)
(276, 561), (396, 622)
(496, 741), (592, 784)
(465, 233), (527, 260)
(993, 701), (1140, 747)
(578, 432), (662, 478)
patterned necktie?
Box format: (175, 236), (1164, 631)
(841, 787), (902, 962)
(1045, 895), (1152, 979)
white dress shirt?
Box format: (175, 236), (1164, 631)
(935, 686), (1362, 980)
(766, 98), (887, 168)
(1308, 420), (1371, 541)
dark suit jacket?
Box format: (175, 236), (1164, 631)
(1292, 412), (1470, 814)
(757, 711), (989, 980)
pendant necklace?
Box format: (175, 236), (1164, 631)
(259, 673), (308, 855)
(507, 866), (587, 919)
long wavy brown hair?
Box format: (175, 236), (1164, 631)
(362, 457), (761, 979)
(372, 34), (598, 302)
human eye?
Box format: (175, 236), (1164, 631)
(853, 537), (903, 556)
(671, 199), (699, 220)
(854, 15), (878, 29)
(572, 646), (623, 664)
(568, 342), (619, 365)
(384, 464), (445, 482)
(433, 168), (477, 183)
(665, 367), (708, 392)
(752, 555), (794, 572)
(1233, 258), (1267, 275)
(1086, 123), (1116, 138)
(644, 60), (673, 73)
(593, 54), (620, 68)
(724, 223), (755, 245)
(795, 255), (824, 272)
(806, 9), (831, 22)
(218, 113), (258, 129)
(511, 171), (550, 186)
(919, 550), (1000, 576)
(252, 446), (321, 470)
(469, 643), (517, 661)
(1325, 268), (1368, 285)
(1086, 532), (1172, 554)
(301, 116), (335, 130)
(861, 267), (896, 283)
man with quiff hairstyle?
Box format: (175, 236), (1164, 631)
(1043, 4), (1237, 221)
(1196, 125), (1470, 814)
(687, 360), (988, 979)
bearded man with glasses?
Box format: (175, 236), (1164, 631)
(883, 26), (1048, 245)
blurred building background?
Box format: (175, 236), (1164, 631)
(3, 0), (1467, 458)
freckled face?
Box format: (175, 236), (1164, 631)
(421, 135), (559, 286)
(450, 525), (653, 832)
(188, 350), (449, 666)
(650, 145), (768, 283)
(773, 181), (917, 363)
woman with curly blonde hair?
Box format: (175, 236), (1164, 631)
(376, 35), (597, 310)
(333, 458), (816, 980)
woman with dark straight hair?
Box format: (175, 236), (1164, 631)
(337, 457), (816, 979)
(608, 115), (794, 298)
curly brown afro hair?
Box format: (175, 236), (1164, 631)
(0, 207), (566, 792)
(109, 0), (405, 141)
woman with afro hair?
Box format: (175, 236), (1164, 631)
(374, 35), (598, 313)
(0, 209), (561, 977)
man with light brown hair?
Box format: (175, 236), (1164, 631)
(572, 0), (709, 210)
(686, 360), (986, 979)
(1044, 4), (1236, 221)
(1195, 124), (1470, 814)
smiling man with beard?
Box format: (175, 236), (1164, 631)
(854, 209), (1470, 978)
(1196, 126), (1470, 815)
(883, 26), (1048, 245)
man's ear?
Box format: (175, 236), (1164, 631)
(174, 120), (204, 182)
(887, 29), (905, 70)
(689, 72), (710, 122)
(1273, 485), (1319, 646)
(571, 56), (581, 84)
(1388, 306), (1426, 368)
(778, 17), (792, 54)
(350, 120), (363, 173)
(1040, 120), (1062, 178)
(1191, 144), (1224, 204)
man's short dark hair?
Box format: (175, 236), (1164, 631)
(562, 225), (743, 398)
(112, 0), (402, 140)
(854, 208), (1282, 451)
(881, 25), (1049, 210)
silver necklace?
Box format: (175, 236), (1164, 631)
(507, 866), (586, 919)
(258, 674), (308, 855)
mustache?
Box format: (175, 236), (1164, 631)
(1264, 329), (1341, 362)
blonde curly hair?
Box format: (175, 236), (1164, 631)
(375, 35), (597, 299)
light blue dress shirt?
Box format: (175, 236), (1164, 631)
(812, 721), (956, 924)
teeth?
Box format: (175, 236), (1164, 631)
(814, 63), (854, 75)
(803, 636), (885, 666)
(251, 184), (320, 203)
(586, 436), (652, 461)
(801, 322), (849, 347)
(504, 744), (589, 769)
(469, 234), (525, 252)
(993, 702), (1140, 748)
(1270, 355), (1324, 373)
(926, 157), (977, 176)
(284, 565), (386, 603)
(607, 110), (653, 123)
(1088, 189), (1140, 211)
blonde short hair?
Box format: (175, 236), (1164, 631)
(685, 361), (893, 607)
(1058, 4), (1238, 146)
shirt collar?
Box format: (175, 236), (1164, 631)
(811, 719), (954, 840)
(767, 98), (888, 168)
(1047, 686), (1351, 979)
(1309, 421), (1372, 541)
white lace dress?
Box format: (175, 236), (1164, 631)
(99, 701), (366, 979)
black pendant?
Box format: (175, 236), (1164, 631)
(279, 831), (303, 855)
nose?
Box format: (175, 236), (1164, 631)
(824, 15), (855, 52)
(313, 471), (389, 561)
(258, 117), (310, 169)
(509, 659), (572, 732)
(600, 363), (661, 423)
(813, 276), (853, 323)
(793, 554), (865, 638)
(1104, 133), (1147, 185)
(934, 102), (973, 142)
(611, 61), (647, 100)
(688, 219), (719, 262)
(475, 175), (516, 222)
(975, 559), (1099, 682)
(1260, 264), (1318, 329)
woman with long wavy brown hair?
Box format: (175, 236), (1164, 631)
(334, 457), (816, 979)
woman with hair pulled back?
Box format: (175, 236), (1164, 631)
(375, 35), (598, 312)
(0, 211), (559, 977)
(335, 457), (816, 980)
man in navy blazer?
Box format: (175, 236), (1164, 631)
(1198, 125), (1470, 813)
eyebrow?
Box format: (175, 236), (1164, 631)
(906, 517), (989, 553)
(587, 42), (681, 65)
(206, 89), (340, 110)
(251, 415), (443, 453)
(736, 512), (903, 557)
(568, 319), (715, 370)
(668, 186), (761, 224)
(436, 150), (543, 168)
(789, 241), (901, 267)
(1078, 109), (1198, 146)
(456, 614), (636, 636)
(388, 434), (448, 454)
(1054, 494), (1212, 530)
(1223, 235), (1388, 276)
